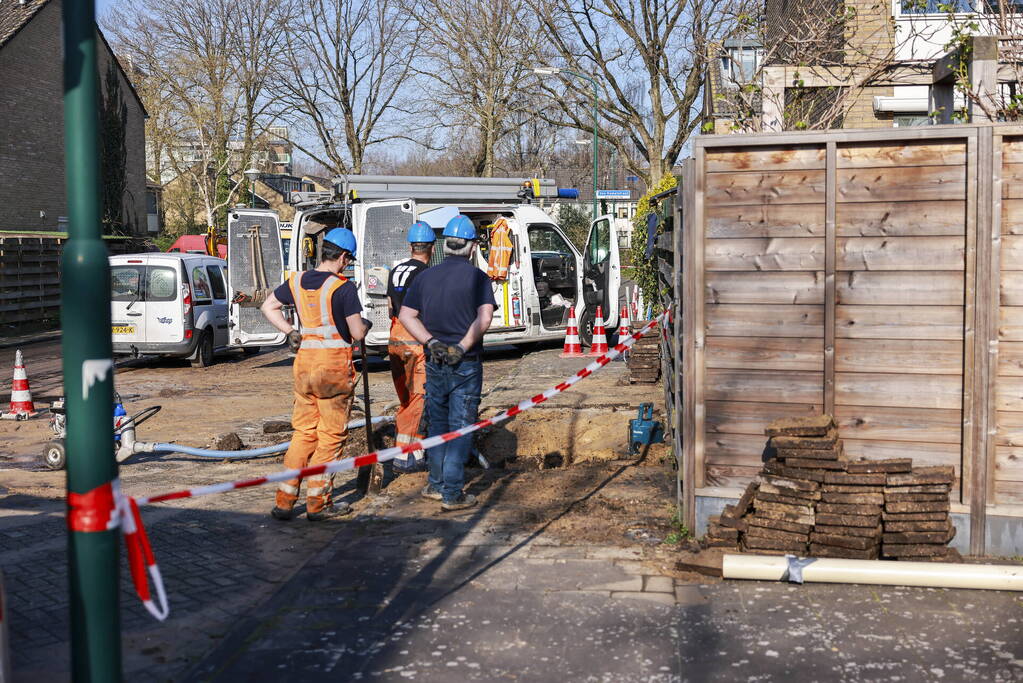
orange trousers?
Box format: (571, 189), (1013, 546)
(389, 322), (427, 454)
(275, 350), (354, 514)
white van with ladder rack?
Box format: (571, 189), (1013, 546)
(225, 175), (625, 351)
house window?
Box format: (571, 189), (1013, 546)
(721, 47), (760, 88)
(899, 0), (973, 14)
(894, 114), (933, 127)
(268, 126), (288, 140)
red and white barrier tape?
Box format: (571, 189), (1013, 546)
(113, 310), (669, 620)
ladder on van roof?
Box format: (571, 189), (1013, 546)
(290, 175), (574, 206)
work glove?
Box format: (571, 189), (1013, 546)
(361, 317), (374, 332)
(287, 330), (302, 353)
(426, 338), (447, 363)
(445, 343), (467, 366)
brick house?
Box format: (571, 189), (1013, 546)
(706, 0), (1021, 132)
(0, 0), (147, 234)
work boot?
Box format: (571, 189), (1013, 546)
(441, 494), (478, 512)
(270, 506), (294, 521)
(420, 485), (443, 501)
(306, 502), (353, 522)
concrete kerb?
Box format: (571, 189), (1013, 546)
(0, 331), (60, 351)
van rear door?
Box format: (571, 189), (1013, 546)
(110, 257), (149, 344)
(227, 209), (286, 347)
(582, 214), (620, 330)
(143, 258), (185, 343)
(357, 199), (417, 347)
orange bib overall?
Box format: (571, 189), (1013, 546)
(275, 272), (355, 514)
(388, 317), (426, 460)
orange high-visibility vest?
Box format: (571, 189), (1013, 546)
(287, 272), (354, 357)
(486, 219), (513, 281)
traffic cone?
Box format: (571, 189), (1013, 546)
(631, 288), (639, 321)
(589, 306), (609, 356)
(617, 305), (631, 340)
(2, 349), (38, 420)
(560, 306), (584, 357)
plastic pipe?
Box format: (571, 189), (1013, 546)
(142, 415), (394, 459)
(722, 553), (1023, 592)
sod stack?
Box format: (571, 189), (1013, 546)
(702, 415), (960, 562)
(627, 324), (661, 384)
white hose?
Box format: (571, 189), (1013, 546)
(722, 553), (1023, 591)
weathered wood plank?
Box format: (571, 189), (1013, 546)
(836, 271), (964, 306)
(997, 342), (1023, 376)
(705, 238), (825, 271)
(704, 465), (761, 489)
(836, 305), (964, 340)
(836, 201), (965, 237)
(835, 405), (963, 444)
(1000, 163), (1023, 199)
(838, 165), (966, 203)
(705, 400), (823, 437)
(836, 372), (963, 410)
(704, 170), (826, 206)
(999, 236), (1023, 270)
(1001, 272), (1023, 307)
(835, 338), (963, 375)
(705, 432), (773, 465)
(837, 236), (964, 271)
(706, 204), (825, 238)
(996, 376), (1023, 411)
(994, 480), (1023, 505)
(841, 439), (962, 472)
(1000, 199), (1023, 234)
(998, 306), (1023, 341)
(705, 146), (826, 173)
(705, 368), (824, 404)
(706, 304), (824, 338)
(999, 137), (1023, 165)
(705, 271), (824, 305)
(996, 410), (1023, 446)
(837, 141), (967, 168)
(705, 336), (824, 371)
(994, 446), (1023, 481)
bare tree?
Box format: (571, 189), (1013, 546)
(277, 0), (418, 175)
(526, 0), (738, 184)
(404, 0), (544, 177)
(106, 0), (291, 232)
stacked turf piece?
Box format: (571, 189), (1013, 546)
(627, 324), (661, 384)
(705, 483), (756, 550)
(808, 460), (896, 559)
(882, 465), (960, 561)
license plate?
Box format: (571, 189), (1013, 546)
(112, 325), (136, 335)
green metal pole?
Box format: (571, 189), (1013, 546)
(591, 81), (598, 219)
(63, 0), (122, 680)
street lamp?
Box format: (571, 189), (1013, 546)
(534, 66), (601, 219)
(243, 167), (259, 208)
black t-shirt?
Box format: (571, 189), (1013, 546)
(273, 271), (362, 343)
(402, 255), (497, 355)
(387, 258), (429, 314)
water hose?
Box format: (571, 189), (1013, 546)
(142, 415), (394, 459)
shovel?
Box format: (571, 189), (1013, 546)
(355, 339), (383, 495)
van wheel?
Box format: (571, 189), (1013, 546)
(191, 330), (214, 368)
(577, 307), (594, 348)
(242, 346), (261, 356)
(44, 440), (66, 470)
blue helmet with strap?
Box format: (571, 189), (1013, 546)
(406, 221), (436, 244)
(323, 227), (357, 258)
(443, 215), (476, 240)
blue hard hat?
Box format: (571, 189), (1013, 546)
(443, 215), (476, 240)
(407, 221), (436, 244)
(323, 227), (357, 258)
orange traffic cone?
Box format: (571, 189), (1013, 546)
(630, 288), (639, 321)
(2, 349), (38, 420)
(589, 306), (609, 356)
(617, 305), (631, 340)
(561, 306), (584, 357)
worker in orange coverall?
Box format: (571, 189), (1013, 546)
(386, 221), (435, 472)
(260, 228), (370, 521)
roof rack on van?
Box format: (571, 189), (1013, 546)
(290, 175), (578, 207)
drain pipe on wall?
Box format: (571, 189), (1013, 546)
(723, 553), (1023, 592)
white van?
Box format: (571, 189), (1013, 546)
(227, 176), (625, 350)
(109, 253), (245, 366)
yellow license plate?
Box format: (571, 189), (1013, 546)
(112, 325), (136, 335)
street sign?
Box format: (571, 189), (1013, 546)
(596, 189), (631, 199)
(625, 175), (639, 182)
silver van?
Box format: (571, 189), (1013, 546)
(109, 253), (240, 367)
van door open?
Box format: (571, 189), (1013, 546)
(227, 208), (286, 347)
(581, 214), (621, 338)
(356, 199), (417, 347)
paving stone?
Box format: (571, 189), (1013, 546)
(609, 590), (676, 606)
(673, 585), (709, 607)
(643, 576), (674, 594)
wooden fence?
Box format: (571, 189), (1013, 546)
(0, 235), (141, 329)
(665, 123), (1023, 554)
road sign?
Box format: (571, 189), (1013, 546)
(596, 189), (631, 199)
(625, 175), (639, 182)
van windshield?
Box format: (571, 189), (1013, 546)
(111, 265), (177, 302)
